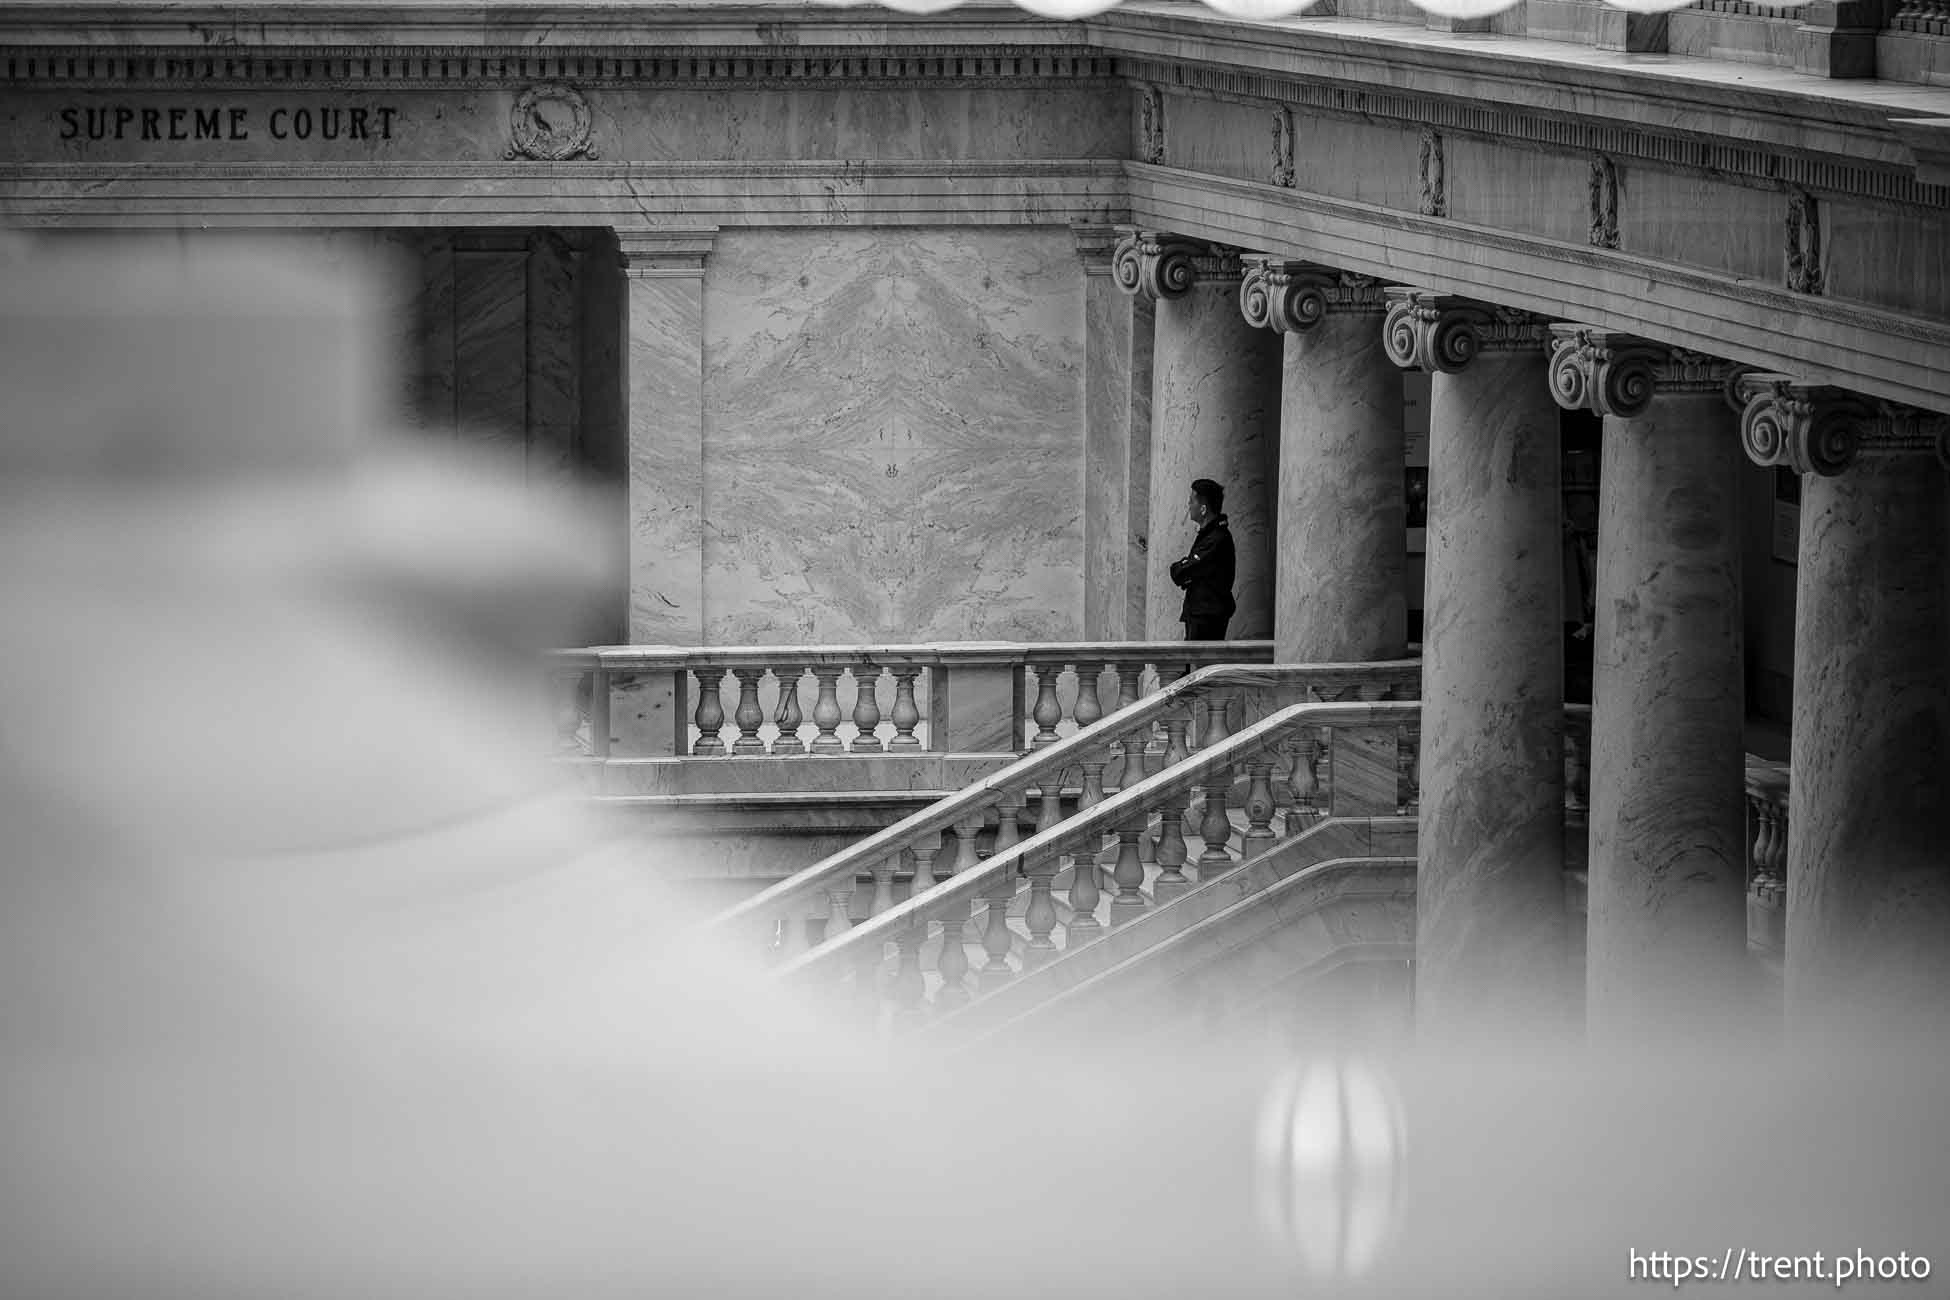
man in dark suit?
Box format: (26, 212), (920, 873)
(1168, 477), (1236, 642)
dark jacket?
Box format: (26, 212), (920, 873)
(1168, 514), (1236, 623)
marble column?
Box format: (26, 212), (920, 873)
(612, 229), (716, 755)
(1738, 378), (1950, 1039)
(1074, 224), (1154, 642)
(1383, 290), (1568, 1043)
(1240, 260), (1405, 663)
(1112, 230), (1281, 641)
(1548, 329), (1750, 1045)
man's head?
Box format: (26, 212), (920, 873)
(1187, 478), (1224, 524)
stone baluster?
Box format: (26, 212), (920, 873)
(824, 872), (856, 942)
(1065, 843), (1103, 944)
(891, 924), (928, 1027)
(1038, 772), (1065, 837)
(1106, 663), (1147, 794)
(889, 668), (923, 750)
(730, 667), (767, 755)
(809, 667), (846, 755)
(1073, 661), (1105, 732)
(1028, 665), (1064, 749)
(1157, 711), (1196, 867)
(910, 832), (942, 902)
(1078, 746), (1113, 876)
(772, 664), (806, 755)
(1286, 729), (1323, 834)
(1108, 815), (1148, 923)
(1195, 765), (1236, 880)
(1113, 663), (1144, 716)
(849, 665), (884, 753)
(1022, 851), (1061, 970)
(980, 793), (1025, 987)
(934, 818), (981, 1008)
(1242, 757), (1279, 855)
(868, 851), (900, 918)
(1202, 690), (1232, 751)
(692, 669), (727, 756)
(1153, 801), (1191, 903)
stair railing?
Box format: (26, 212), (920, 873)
(775, 697), (1424, 1029)
(709, 660), (1422, 963)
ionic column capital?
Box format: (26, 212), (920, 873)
(1238, 258), (1388, 333)
(1736, 374), (1950, 477)
(1110, 228), (1244, 301)
(617, 228), (718, 278)
(1381, 288), (1550, 373)
(1546, 326), (1742, 419)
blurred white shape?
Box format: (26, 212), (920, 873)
(1255, 1057), (1407, 1280)
(1015, 0), (1127, 17)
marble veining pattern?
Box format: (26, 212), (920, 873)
(1584, 396), (1749, 1041)
(1415, 358), (1568, 1038)
(700, 227), (1083, 644)
(1144, 283), (1280, 640)
(1082, 268), (1135, 641)
(1124, 293), (1156, 644)
(627, 273), (707, 642)
(1276, 318), (1406, 662)
(1787, 460), (1950, 1026)
(453, 238), (527, 456)
(525, 231), (579, 487)
(415, 233), (458, 436)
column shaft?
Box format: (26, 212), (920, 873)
(1417, 355), (1569, 1037)
(1276, 314), (1406, 662)
(1584, 392), (1750, 1042)
(1145, 284), (1279, 640)
(1788, 459), (1950, 1033)
(1077, 227), (1152, 642)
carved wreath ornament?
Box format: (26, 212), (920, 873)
(505, 83), (598, 161)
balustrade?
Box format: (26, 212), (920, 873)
(546, 640), (1272, 761)
(777, 697), (1424, 1029)
(1745, 758), (1791, 963)
(1892, 0), (1950, 34)
(709, 661), (1420, 971)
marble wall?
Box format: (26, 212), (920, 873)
(698, 227), (1085, 644)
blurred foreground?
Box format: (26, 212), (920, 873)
(0, 232), (1940, 1299)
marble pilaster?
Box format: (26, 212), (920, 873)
(1384, 289), (1569, 1042)
(1549, 329), (1750, 1044)
(1075, 224), (1150, 642)
(1114, 230), (1280, 641)
(609, 229), (715, 757)
(620, 229), (715, 646)
(1241, 260), (1405, 663)
(1737, 378), (1950, 1037)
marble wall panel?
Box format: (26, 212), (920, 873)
(415, 233), (459, 436)
(525, 230), (580, 487)
(1443, 138), (1591, 248)
(1623, 172), (1781, 283)
(1823, 199), (1950, 319)
(700, 227), (1084, 644)
(627, 272), (707, 643)
(452, 233), (528, 456)
(1082, 259), (1136, 641)
(1291, 118), (1425, 214)
(578, 228), (630, 643)
(1159, 95), (1282, 189)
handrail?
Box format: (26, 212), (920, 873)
(709, 659), (1420, 938)
(548, 639), (1277, 672)
(778, 697), (1421, 986)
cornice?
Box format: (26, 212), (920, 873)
(5, 39), (1945, 212)
(0, 45), (1118, 91)
(1127, 166), (1950, 415)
